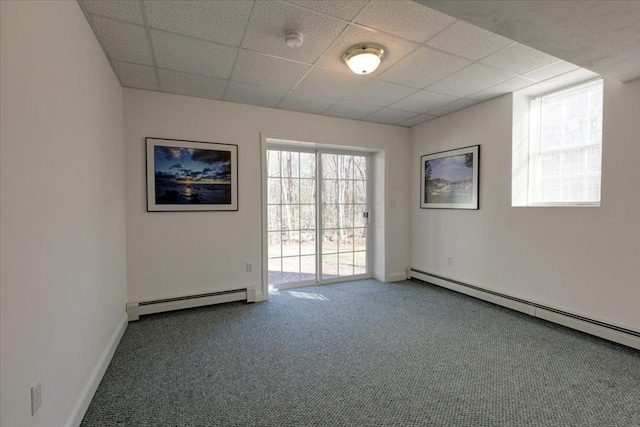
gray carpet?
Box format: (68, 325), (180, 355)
(82, 279), (640, 426)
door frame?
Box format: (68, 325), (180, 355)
(261, 134), (375, 297)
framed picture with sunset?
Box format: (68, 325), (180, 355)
(146, 137), (238, 212)
(420, 145), (479, 210)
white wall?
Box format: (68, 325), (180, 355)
(410, 78), (640, 332)
(0, 2), (127, 426)
(124, 89), (410, 302)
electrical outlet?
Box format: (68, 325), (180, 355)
(447, 256), (452, 266)
(246, 262), (253, 273)
(31, 380), (41, 416)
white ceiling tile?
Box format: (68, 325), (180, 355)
(425, 20), (514, 60)
(323, 100), (382, 120)
(242, 1), (348, 64)
(398, 114), (436, 127)
(231, 50), (311, 91)
(481, 43), (560, 75)
(378, 46), (470, 88)
(143, 1), (252, 47)
(345, 79), (417, 107)
(90, 16), (153, 65)
(151, 30), (238, 79)
(390, 90), (457, 113)
(278, 92), (340, 114)
(467, 76), (537, 102)
(82, 0), (144, 24)
(112, 61), (158, 90)
(364, 108), (417, 125)
(290, 0), (368, 20)
(426, 98), (478, 117)
(316, 25), (419, 74)
(224, 81), (288, 108)
(354, 1), (455, 43)
(426, 63), (516, 98)
(525, 60), (580, 82)
(294, 67), (366, 98)
(158, 69), (226, 100)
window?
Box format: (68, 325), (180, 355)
(512, 78), (603, 206)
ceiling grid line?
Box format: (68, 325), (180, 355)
(138, 0), (162, 91)
(278, 0), (363, 26)
(77, 0), (624, 127)
(222, 0), (259, 100)
(86, 7), (525, 82)
(277, 17), (388, 114)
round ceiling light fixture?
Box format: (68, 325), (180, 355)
(343, 44), (384, 75)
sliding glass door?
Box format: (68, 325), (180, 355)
(267, 150), (317, 287)
(320, 153), (368, 280)
(267, 146), (369, 289)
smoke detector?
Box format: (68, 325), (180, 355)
(285, 32), (303, 48)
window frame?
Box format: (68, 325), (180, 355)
(512, 77), (603, 207)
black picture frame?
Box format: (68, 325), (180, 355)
(146, 137), (238, 212)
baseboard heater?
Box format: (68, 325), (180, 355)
(126, 286), (256, 321)
(408, 268), (640, 350)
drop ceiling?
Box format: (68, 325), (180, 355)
(78, 0), (633, 127)
(419, 0), (640, 84)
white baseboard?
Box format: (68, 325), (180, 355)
(65, 312), (128, 427)
(387, 272), (407, 282)
(411, 270), (535, 316)
(409, 268), (640, 350)
(535, 308), (640, 349)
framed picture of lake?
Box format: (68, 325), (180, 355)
(420, 145), (479, 210)
(146, 137), (238, 212)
